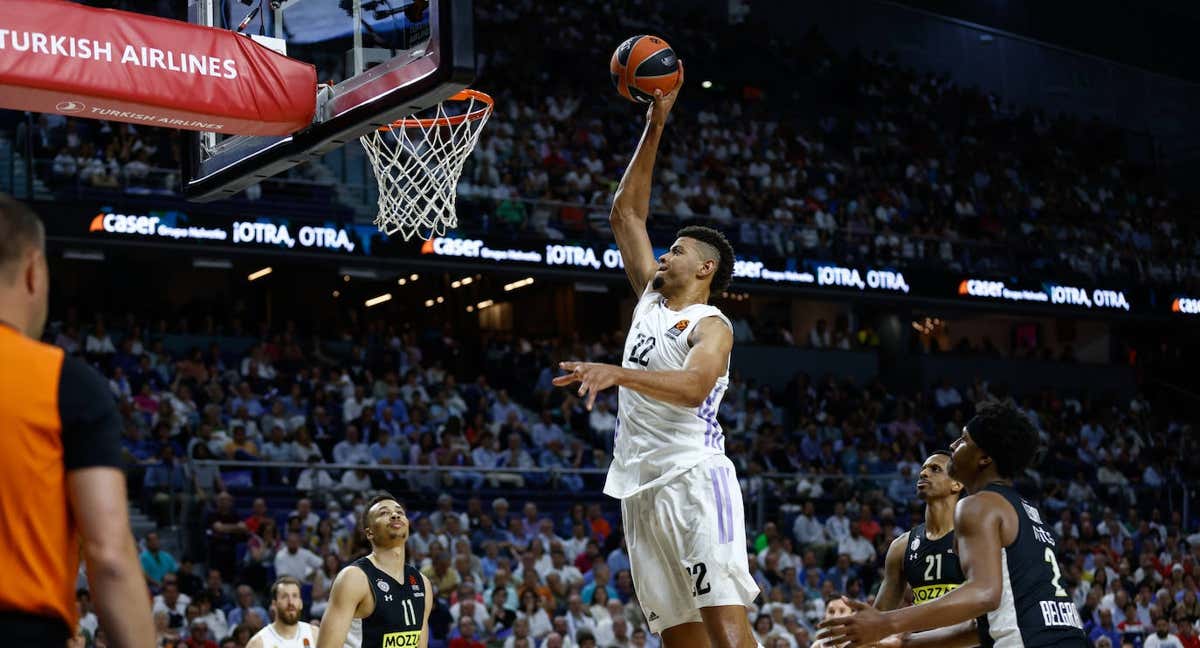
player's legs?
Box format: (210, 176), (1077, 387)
(699, 605), (757, 648)
(628, 455), (760, 647)
(661, 622), (712, 648)
(622, 491), (705, 635)
(694, 456), (759, 648)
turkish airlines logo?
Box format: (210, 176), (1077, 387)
(56, 101), (86, 113)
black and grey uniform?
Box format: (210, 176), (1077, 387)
(902, 523), (965, 605)
(975, 484), (1088, 648)
(350, 557), (427, 648)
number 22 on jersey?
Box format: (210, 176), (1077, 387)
(627, 333), (656, 366)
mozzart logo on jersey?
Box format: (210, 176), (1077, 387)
(957, 278), (1131, 311)
(87, 209), (358, 252)
(381, 631), (421, 647)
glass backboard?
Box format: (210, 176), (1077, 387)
(184, 0), (474, 202)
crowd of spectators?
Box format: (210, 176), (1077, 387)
(5, 2), (1200, 289)
(45, 305), (1199, 648)
(464, 2), (1200, 288)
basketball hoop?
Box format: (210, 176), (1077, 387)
(360, 89), (494, 241)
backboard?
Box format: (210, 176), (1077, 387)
(184, 0), (474, 202)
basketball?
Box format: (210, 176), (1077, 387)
(610, 35), (682, 103)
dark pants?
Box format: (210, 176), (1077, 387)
(0, 611), (70, 647)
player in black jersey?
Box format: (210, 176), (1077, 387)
(875, 451), (965, 611)
(318, 494), (433, 648)
(820, 401), (1088, 648)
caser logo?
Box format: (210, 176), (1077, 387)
(56, 101), (86, 113)
(1172, 297), (1200, 314)
(92, 212), (160, 235)
(959, 279), (1005, 298)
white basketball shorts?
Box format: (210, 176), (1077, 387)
(621, 454), (760, 634)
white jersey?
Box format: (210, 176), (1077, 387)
(604, 284), (732, 499)
(253, 621), (317, 647)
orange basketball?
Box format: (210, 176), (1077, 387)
(610, 35), (682, 103)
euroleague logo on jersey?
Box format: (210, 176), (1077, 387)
(665, 319), (689, 339)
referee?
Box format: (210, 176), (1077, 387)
(0, 194), (154, 647)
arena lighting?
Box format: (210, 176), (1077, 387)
(436, 296), (445, 304)
(341, 267), (380, 280)
(504, 277), (535, 291)
(410, 273), (419, 281)
(332, 290), (341, 298)
(452, 276), (475, 288)
(247, 267), (273, 281)
(365, 293), (392, 307)
(192, 257), (232, 269)
(477, 299), (494, 309)
(466, 305), (475, 312)
(398, 278), (407, 286)
(701, 80), (713, 89)
(424, 299), (435, 307)
(63, 249), (105, 262)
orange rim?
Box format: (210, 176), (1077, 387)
(381, 89), (494, 130)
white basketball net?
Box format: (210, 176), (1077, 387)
(360, 90), (493, 241)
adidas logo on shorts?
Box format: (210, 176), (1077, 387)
(647, 612), (659, 621)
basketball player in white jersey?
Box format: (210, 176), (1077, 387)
(247, 576), (318, 648)
(554, 77), (760, 648)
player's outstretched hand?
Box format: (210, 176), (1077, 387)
(646, 61), (684, 127)
(817, 598), (895, 648)
(553, 361), (622, 411)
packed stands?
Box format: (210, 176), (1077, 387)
(48, 307), (1198, 648)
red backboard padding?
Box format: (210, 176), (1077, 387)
(0, 0), (316, 135)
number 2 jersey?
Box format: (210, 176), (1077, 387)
(603, 285), (732, 500)
(902, 523), (964, 605)
(975, 484), (1087, 648)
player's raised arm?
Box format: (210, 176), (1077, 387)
(875, 532), (912, 612)
(317, 566), (368, 648)
(611, 72), (683, 295)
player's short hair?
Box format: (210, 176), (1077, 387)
(928, 449), (952, 460)
(0, 193), (44, 282)
(676, 225), (735, 295)
(270, 575), (302, 601)
(360, 492), (403, 534)
(966, 400), (1039, 478)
